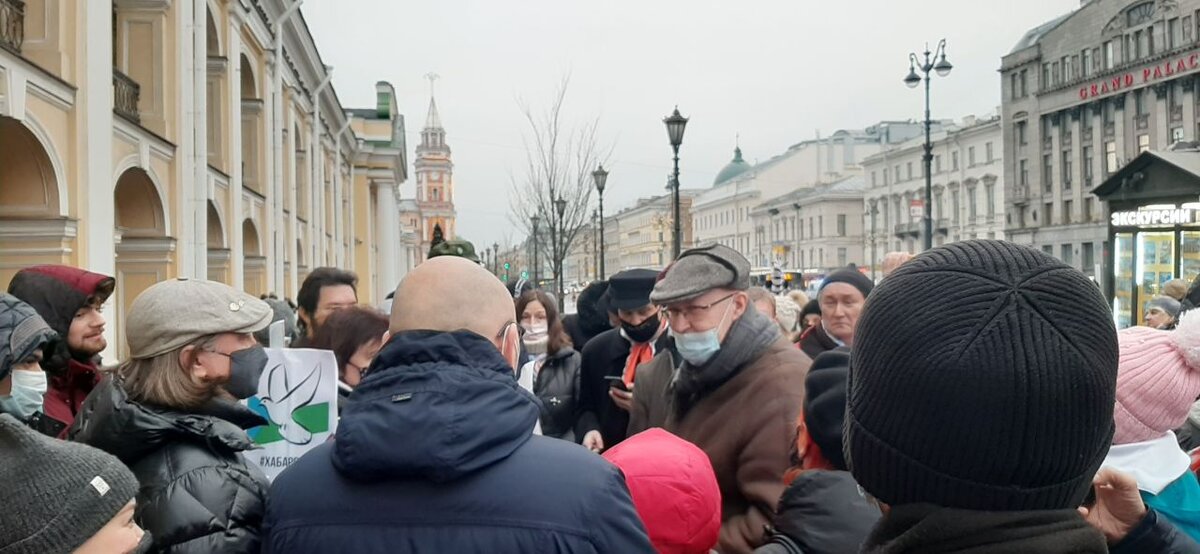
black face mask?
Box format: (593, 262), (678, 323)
(621, 314), (661, 343)
(224, 345), (269, 399)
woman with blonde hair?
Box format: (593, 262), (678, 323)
(70, 278), (273, 554)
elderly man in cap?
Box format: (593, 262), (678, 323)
(629, 245), (810, 554)
(577, 268), (669, 452)
(798, 267), (873, 359)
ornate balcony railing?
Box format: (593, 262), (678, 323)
(113, 70), (141, 123)
(0, 0), (24, 54)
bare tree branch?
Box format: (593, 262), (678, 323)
(508, 76), (609, 295)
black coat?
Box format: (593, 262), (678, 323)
(529, 348), (583, 441)
(262, 330), (655, 554)
(798, 325), (839, 360)
(1111, 509), (1200, 554)
(576, 328), (671, 448)
(69, 377), (269, 554)
(754, 471), (880, 554)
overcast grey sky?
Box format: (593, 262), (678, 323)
(304, 0), (1079, 248)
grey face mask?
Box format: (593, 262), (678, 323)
(223, 345), (269, 399)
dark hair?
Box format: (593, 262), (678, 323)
(309, 306), (389, 380)
(297, 268), (358, 323)
(516, 290), (572, 356)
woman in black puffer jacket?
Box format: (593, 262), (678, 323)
(70, 278), (273, 554)
(515, 290), (583, 442)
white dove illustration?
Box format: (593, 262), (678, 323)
(258, 361), (323, 445)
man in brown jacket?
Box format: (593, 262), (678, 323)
(628, 244), (810, 554)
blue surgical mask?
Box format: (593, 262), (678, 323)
(670, 302), (734, 366)
(0, 369), (48, 420)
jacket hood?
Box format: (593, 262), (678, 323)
(332, 330), (539, 483)
(7, 265), (115, 337)
(774, 470), (880, 554)
(576, 280), (612, 337)
(69, 377), (265, 466)
(0, 293), (56, 380)
(603, 428), (721, 554)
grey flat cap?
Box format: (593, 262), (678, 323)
(126, 278), (273, 359)
(650, 244), (750, 305)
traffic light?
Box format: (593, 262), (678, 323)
(504, 262), (511, 270)
(521, 271), (529, 279)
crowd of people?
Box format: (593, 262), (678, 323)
(4, 238), (1200, 553)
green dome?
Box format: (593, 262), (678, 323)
(714, 147), (751, 186)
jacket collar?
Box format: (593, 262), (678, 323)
(863, 503), (1106, 553)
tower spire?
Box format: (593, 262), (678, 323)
(424, 73), (442, 129)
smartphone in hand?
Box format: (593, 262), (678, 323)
(604, 375), (630, 392)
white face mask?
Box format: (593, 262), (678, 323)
(522, 322), (549, 341)
(0, 369), (48, 420)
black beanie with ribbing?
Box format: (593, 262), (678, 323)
(846, 240), (1118, 511)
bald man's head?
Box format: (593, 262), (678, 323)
(391, 256), (516, 343)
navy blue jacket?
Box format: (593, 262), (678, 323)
(262, 330), (654, 554)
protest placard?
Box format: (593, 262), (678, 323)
(243, 348), (339, 480)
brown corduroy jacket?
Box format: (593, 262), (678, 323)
(628, 337), (810, 554)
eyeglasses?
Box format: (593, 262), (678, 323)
(662, 293), (737, 323)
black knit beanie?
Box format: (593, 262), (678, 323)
(846, 240), (1118, 511)
(0, 414), (143, 553)
(820, 267), (874, 299)
(805, 349), (850, 471)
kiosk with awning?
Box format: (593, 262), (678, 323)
(1094, 148), (1200, 329)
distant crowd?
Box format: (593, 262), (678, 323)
(3, 238), (1200, 553)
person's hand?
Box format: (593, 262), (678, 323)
(609, 385), (634, 412)
(1078, 467), (1148, 543)
(582, 430), (604, 453)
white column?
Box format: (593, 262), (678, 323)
(189, 0), (208, 278)
(1155, 84), (1170, 150)
(227, 14), (244, 289)
(264, 49), (279, 292)
(80, 0), (115, 359)
(1070, 109), (1084, 220)
(1184, 78), (1197, 141)
(374, 180), (399, 299)
(309, 108), (320, 269)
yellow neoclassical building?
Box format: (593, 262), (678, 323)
(0, 0), (419, 359)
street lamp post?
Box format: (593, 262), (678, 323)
(904, 39), (952, 252)
(592, 165), (608, 279)
(591, 210), (600, 280)
(531, 214), (541, 286)
(868, 202), (879, 281)
(663, 107), (689, 259)
(554, 196), (567, 312)
(493, 242), (500, 275)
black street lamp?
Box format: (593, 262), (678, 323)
(554, 196), (568, 311)
(663, 107), (688, 259)
(868, 202), (879, 281)
(492, 242), (500, 275)
(531, 214), (541, 285)
(592, 164), (609, 279)
(904, 39), (952, 252)
(591, 209), (600, 280)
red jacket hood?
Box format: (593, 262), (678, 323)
(603, 428), (721, 554)
(7, 265), (114, 336)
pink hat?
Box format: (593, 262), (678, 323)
(1115, 310), (1200, 444)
